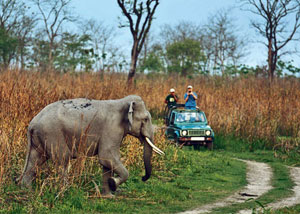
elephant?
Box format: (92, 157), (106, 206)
(18, 95), (164, 197)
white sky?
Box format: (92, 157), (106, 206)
(70, 0), (299, 68)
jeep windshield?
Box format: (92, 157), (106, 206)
(175, 112), (206, 123)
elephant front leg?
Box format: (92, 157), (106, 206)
(99, 155), (129, 195)
(101, 166), (114, 198)
(107, 163), (129, 192)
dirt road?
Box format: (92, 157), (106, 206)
(155, 127), (300, 213)
(238, 166), (300, 214)
(178, 160), (273, 214)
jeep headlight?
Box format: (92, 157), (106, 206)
(182, 130), (188, 136)
(205, 130), (211, 136)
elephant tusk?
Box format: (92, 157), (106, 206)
(145, 137), (165, 156)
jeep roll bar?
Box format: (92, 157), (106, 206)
(164, 104), (201, 125)
(164, 103), (185, 125)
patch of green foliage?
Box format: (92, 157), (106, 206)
(269, 204), (300, 214)
(215, 134), (300, 166)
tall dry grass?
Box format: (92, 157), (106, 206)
(0, 70), (300, 190)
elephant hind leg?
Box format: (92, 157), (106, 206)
(19, 129), (47, 186)
(45, 134), (72, 186)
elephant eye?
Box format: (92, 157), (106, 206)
(144, 118), (148, 123)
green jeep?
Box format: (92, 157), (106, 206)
(165, 105), (214, 150)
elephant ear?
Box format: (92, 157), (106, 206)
(128, 101), (134, 131)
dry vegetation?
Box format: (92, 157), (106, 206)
(0, 70), (300, 190)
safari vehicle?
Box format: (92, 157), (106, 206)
(165, 104), (214, 150)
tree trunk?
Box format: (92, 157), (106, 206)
(182, 68), (187, 77)
(267, 39), (275, 82)
(127, 40), (139, 88)
(128, 64), (136, 88)
(20, 47), (25, 71)
(48, 39), (54, 72)
(48, 50), (53, 72)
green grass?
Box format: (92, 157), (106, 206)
(270, 204), (300, 214)
(0, 147), (246, 214)
(2, 134), (300, 213)
(214, 134), (300, 166)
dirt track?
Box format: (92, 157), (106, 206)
(155, 127), (300, 213)
(238, 166), (300, 214)
(178, 160), (273, 214)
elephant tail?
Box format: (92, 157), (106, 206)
(16, 128), (34, 184)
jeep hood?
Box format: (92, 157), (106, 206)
(174, 124), (212, 130)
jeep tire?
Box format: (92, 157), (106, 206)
(193, 145), (201, 150)
(206, 142), (213, 150)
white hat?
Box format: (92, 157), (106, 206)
(187, 85), (193, 89)
(170, 88), (175, 92)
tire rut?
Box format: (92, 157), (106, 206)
(178, 160), (273, 214)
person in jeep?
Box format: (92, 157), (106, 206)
(184, 85), (197, 109)
(176, 113), (185, 122)
(165, 88), (179, 108)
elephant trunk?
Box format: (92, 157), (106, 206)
(142, 136), (153, 181)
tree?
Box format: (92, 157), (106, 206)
(203, 9), (246, 75)
(55, 33), (94, 72)
(160, 21), (203, 45)
(0, 0), (22, 32)
(32, 0), (75, 71)
(0, 0), (36, 70)
(140, 43), (165, 73)
(242, 0), (300, 81)
(158, 21), (212, 72)
(30, 36), (51, 71)
(117, 0), (159, 86)
(15, 10), (37, 69)
(0, 27), (18, 70)
(166, 39), (206, 76)
(79, 19), (125, 73)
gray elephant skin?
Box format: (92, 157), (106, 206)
(18, 95), (164, 197)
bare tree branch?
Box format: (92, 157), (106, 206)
(241, 0), (300, 80)
(117, 0), (159, 86)
(32, 0), (75, 71)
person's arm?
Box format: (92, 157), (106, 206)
(184, 93), (189, 102)
(192, 92), (197, 100)
(165, 96), (168, 104)
(174, 94), (179, 102)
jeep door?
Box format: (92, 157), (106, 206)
(166, 112), (176, 139)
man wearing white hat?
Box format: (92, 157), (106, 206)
(165, 88), (179, 108)
(184, 85), (197, 109)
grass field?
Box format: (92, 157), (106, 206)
(1, 146), (247, 213)
(1, 137), (298, 214)
(1, 70), (300, 213)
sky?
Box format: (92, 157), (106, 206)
(70, 0), (299, 68)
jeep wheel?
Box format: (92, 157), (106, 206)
(206, 142), (213, 150)
(174, 138), (182, 148)
(193, 145), (201, 150)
